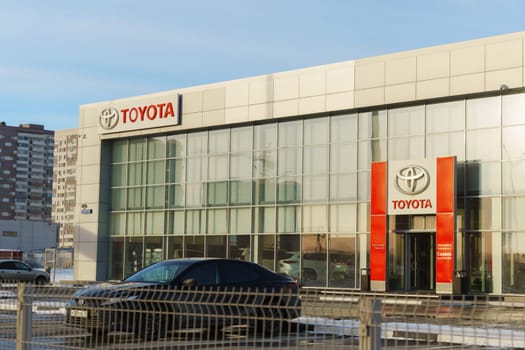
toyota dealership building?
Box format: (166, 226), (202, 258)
(75, 31), (525, 295)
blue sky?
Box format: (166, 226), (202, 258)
(1, 0), (525, 131)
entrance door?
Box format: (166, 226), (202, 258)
(407, 234), (435, 291)
(389, 232), (435, 292)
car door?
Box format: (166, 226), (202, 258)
(217, 260), (263, 322)
(12, 261), (34, 282)
(175, 261), (220, 328)
(0, 261), (16, 281)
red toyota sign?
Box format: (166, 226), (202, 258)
(98, 95), (181, 134)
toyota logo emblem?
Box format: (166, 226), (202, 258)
(395, 165), (430, 195)
(99, 107), (119, 130)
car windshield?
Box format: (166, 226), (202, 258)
(124, 260), (194, 283)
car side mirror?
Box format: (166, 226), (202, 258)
(182, 278), (196, 287)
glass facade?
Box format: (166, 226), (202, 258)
(108, 92), (525, 293)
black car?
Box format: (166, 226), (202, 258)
(65, 258), (301, 339)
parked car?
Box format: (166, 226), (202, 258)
(279, 251), (354, 282)
(65, 258), (301, 340)
(0, 259), (50, 284)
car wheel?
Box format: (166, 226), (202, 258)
(252, 299), (288, 336)
(35, 276), (47, 285)
(136, 312), (165, 341)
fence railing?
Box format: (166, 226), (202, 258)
(1, 282), (525, 349)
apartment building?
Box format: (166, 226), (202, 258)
(52, 128), (78, 248)
(0, 123), (54, 221)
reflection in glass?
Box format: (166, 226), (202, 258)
(127, 187), (143, 210)
(465, 162), (501, 196)
(426, 100), (465, 133)
(503, 93), (525, 126)
(502, 232), (525, 293)
(125, 237), (143, 276)
(207, 208), (227, 234)
(330, 174), (358, 201)
(388, 106), (425, 137)
(278, 177), (301, 203)
(254, 206), (276, 233)
(331, 142), (357, 173)
(303, 175), (328, 202)
(230, 180), (252, 205)
(253, 150), (276, 177)
(278, 148), (302, 176)
(147, 137), (166, 160)
(187, 132), (207, 156)
(503, 197), (525, 230)
(166, 210), (184, 235)
(230, 208), (251, 234)
(185, 236), (204, 257)
(388, 136), (425, 160)
(146, 185), (165, 209)
(128, 162), (144, 186)
(254, 179), (276, 204)
(186, 210), (205, 234)
(167, 159), (185, 183)
(208, 130), (229, 154)
(304, 117), (329, 145)
(167, 134), (186, 158)
(111, 189), (126, 211)
(278, 206), (300, 233)
(109, 237), (124, 280)
(231, 126), (253, 153)
(129, 138), (147, 161)
(127, 212), (144, 236)
(301, 234), (327, 287)
(254, 124), (277, 150)
(466, 232), (492, 293)
(330, 203), (357, 233)
(328, 235), (357, 288)
(358, 110), (387, 140)
(110, 213), (126, 236)
(112, 140), (128, 163)
(144, 236), (163, 266)
(228, 235), (251, 260)
(255, 234), (276, 270)
(276, 234), (300, 278)
(166, 236), (183, 259)
(502, 161), (525, 195)
(467, 129), (501, 161)
(207, 235), (227, 257)
(112, 164), (127, 186)
(145, 211), (164, 235)
(302, 205), (327, 233)
(467, 96), (501, 129)
(331, 114), (357, 143)
(279, 120), (302, 147)
(426, 132), (465, 160)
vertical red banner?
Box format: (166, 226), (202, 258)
(436, 157), (456, 285)
(370, 162), (387, 284)
(436, 213), (454, 283)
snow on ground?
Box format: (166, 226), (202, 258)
(49, 268), (73, 282)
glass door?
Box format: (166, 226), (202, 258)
(388, 232), (435, 292)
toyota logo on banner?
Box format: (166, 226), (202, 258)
(394, 165), (430, 195)
(99, 107), (119, 130)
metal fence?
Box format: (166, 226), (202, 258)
(1, 282), (525, 349)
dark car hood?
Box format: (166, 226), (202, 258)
(72, 281), (167, 298)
